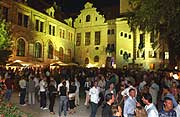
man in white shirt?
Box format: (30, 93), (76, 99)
(89, 80), (100, 117)
(142, 93), (159, 117)
(19, 77), (27, 106)
(123, 88), (137, 117)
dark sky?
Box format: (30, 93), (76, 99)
(58, 0), (119, 13)
(29, 0), (119, 13)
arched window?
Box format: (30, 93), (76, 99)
(16, 38), (25, 56)
(48, 43), (53, 59)
(67, 49), (71, 62)
(85, 58), (89, 64)
(59, 47), (64, 61)
(86, 15), (90, 22)
(34, 42), (42, 58)
(94, 56), (99, 62)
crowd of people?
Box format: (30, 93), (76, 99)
(0, 66), (180, 117)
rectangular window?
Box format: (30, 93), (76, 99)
(149, 51), (157, 58)
(52, 26), (55, 36)
(49, 25), (51, 35)
(40, 21), (44, 32)
(150, 33), (155, 43)
(140, 33), (145, 43)
(111, 29), (115, 34)
(95, 31), (100, 45)
(59, 29), (62, 38)
(85, 32), (90, 46)
(68, 32), (71, 40)
(107, 29), (111, 35)
(71, 33), (73, 41)
(18, 12), (23, 26)
(2, 7), (8, 22)
(76, 33), (81, 46)
(62, 30), (65, 38)
(23, 15), (29, 28)
(35, 20), (39, 31)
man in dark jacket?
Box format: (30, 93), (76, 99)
(102, 93), (115, 117)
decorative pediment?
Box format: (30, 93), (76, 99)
(45, 6), (55, 18)
(84, 2), (93, 9)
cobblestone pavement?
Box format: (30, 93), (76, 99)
(11, 92), (102, 117)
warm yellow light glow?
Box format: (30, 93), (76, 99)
(175, 66), (178, 70)
(102, 64), (105, 68)
(173, 74), (179, 80)
(169, 72), (173, 77)
(13, 60), (23, 63)
(112, 64), (116, 69)
(86, 63), (97, 68)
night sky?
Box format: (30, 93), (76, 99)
(28, 0), (119, 13)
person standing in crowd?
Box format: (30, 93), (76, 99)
(75, 77), (80, 106)
(89, 80), (100, 117)
(141, 93), (159, 117)
(58, 81), (68, 117)
(149, 80), (159, 105)
(159, 97), (177, 117)
(48, 79), (57, 115)
(84, 77), (91, 107)
(123, 88), (137, 117)
(33, 75), (40, 102)
(4, 75), (13, 101)
(39, 76), (48, 110)
(68, 79), (77, 114)
(19, 76), (27, 106)
(161, 85), (178, 109)
(102, 93), (115, 117)
(105, 82), (116, 98)
(27, 76), (36, 105)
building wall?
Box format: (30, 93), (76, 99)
(0, 0), (163, 69)
(0, 0), (75, 65)
(115, 18), (161, 69)
(74, 2), (109, 67)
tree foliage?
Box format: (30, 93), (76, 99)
(0, 18), (12, 65)
(126, 0), (180, 66)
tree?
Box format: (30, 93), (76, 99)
(126, 0), (180, 68)
(0, 18), (12, 65)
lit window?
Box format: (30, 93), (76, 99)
(165, 52), (169, 60)
(48, 43), (53, 59)
(76, 33), (81, 46)
(34, 42), (42, 58)
(85, 58), (89, 64)
(17, 38), (25, 56)
(95, 31), (100, 45)
(94, 56), (99, 62)
(85, 32), (90, 46)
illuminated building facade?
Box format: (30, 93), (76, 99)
(0, 0), (75, 65)
(0, 0), (165, 69)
